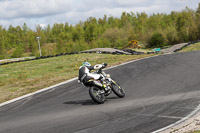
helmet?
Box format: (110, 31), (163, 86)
(82, 62), (91, 67)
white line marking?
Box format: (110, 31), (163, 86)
(0, 78), (77, 107)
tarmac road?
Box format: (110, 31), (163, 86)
(1, 51), (200, 133)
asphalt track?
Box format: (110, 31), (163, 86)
(1, 51), (200, 133)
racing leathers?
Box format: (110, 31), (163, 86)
(78, 63), (107, 88)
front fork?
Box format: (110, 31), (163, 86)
(111, 80), (121, 89)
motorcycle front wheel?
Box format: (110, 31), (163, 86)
(89, 86), (105, 104)
(111, 81), (125, 98)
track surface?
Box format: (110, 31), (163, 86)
(1, 51), (200, 133)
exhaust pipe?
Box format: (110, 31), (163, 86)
(92, 81), (103, 88)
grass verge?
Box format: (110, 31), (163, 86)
(0, 53), (155, 103)
(189, 131), (200, 133)
(180, 42), (200, 52)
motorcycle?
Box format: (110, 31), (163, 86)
(80, 64), (125, 104)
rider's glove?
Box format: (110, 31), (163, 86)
(102, 63), (107, 68)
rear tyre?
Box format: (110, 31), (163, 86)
(89, 86), (105, 104)
(111, 81), (125, 98)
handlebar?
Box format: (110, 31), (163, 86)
(96, 63), (107, 74)
(103, 63), (107, 67)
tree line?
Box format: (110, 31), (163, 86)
(0, 4), (200, 59)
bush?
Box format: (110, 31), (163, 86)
(12, 47), (24, 58)
(148, 32), (165, 48)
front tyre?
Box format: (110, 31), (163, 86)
(89, 86), (105, 104)
(111, 81), (125, 98)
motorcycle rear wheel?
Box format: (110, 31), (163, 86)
(89, 86), (105, 104)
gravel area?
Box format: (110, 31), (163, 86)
(162, 111), (200, 133)
(161, 43), (188, 53)
(0, 56), (35, 63)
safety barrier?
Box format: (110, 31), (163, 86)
(174, 40), (200, 52)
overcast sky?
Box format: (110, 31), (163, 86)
(0, 0), (200, 29)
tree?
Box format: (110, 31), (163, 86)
(84, 17), (99, 42)
(166, 26), (179, 44)
(102, 27), (127, 47)
(196, 3), (200, 39)
(44, 24), (53, 43)
(148, 32), (165, 48)
(22, 23), (29, 34)
(72, 24), (84, 41)
(0, 26), (6, 55)
(56, 37), (64, 53)
(12, 45), (24, 58)
(0, 37), (5, 55)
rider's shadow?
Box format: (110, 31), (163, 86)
(63, 99), (97, 105)
(63, 96), (119, 105)
(106, 96), (119, 100)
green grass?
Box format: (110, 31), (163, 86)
(180, 42), (200, 52)
(0, 53), (155, 103)
(189, 131), (200, 133)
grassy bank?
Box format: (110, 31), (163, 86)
(190, 131), (200, 133)
(180, 42), (200, 52)
(0, 53), (155, 103)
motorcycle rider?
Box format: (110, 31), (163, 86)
(78, 62), (110, 91)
